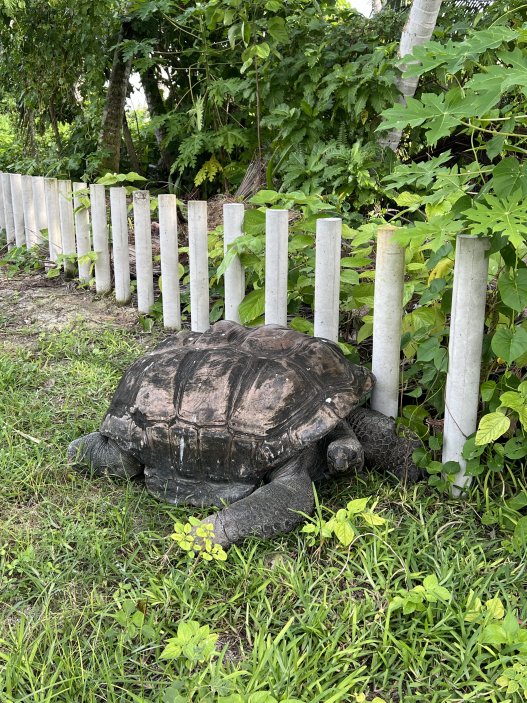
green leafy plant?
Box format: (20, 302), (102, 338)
(170, 517), (228, 562)
(388, 574), (451, 618)
(301, 496), (387, 548)
(160, 620), (219, 667)
(0, 245), (44, 277)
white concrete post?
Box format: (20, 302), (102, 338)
(188, 200), (210, 332)
(10, 173), (25, 247)
(44, 178), (62, 262)
(223, 203), (245, 323)
(32, 176), (47, 243)
(158, 194), (181, 329)
(58, 180), (77, 277)
(370, 226), (406, 419)
(132, 190), (154, 313)
(264, 209), (289, 327)
(73, 183), (92, 284)
(314, 218), (342, 343)
(90, 183), (112, 294)
(443, 235), (490, 496)
(21, 175), (37, 248)
(109, 187), (131, 304)
(0, 173), (5, 233)
(2, 173), (16, 249)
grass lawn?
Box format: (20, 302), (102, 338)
(1, 276), (526, 703)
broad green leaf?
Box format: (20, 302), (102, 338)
(422, 574), (438, 589)
(498, 269), (527, 312)
(361, 511), (386, 526)
(394, 191), (422, 208)
(346, 497), (369, 514)
(340, 269), (360, 285)
(502, 611), (520, 637)
(333, 519), (355, 547)
(239, 289), (265, 324)
(486, 597), (505, 620)
(491, 159), (527, 199)
(499, 391), (527, 429)
(465, 193), (527, 249)
(475, 412), (510, 446)
(513, 516), (527, 549)
(479, 622), (508, 646)
(267, 16), (288, 43)
(249, 190), (280, 205)
(480, 381), (496, 402)
(248, 693), (278, 703)
(160, 638), (182, 660)
(491, 326), (527, 364)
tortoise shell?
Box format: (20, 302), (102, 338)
(100, 320), (374, 506)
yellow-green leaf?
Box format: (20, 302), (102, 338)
(475, 412), (510, 446)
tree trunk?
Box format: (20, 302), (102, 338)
(380, 0), (443, 152)
(122, 114), (142, 174)
(98, 22), (133, 174)
(140, 66), (178, 178)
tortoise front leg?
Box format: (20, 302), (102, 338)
(201, 449), (317, 548)
(325, 421), (365, 475)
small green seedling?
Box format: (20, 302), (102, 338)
(301, 496), (387, 548)
(171, 516), (228, 561)
(160, 620), (219, 668)
(387, 574), (451, 624)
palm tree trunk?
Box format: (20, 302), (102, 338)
(380, 0), (443, 152)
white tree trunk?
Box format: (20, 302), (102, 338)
(380, 0), (443, 152)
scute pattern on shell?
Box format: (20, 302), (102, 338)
(100, 321), (374, 492)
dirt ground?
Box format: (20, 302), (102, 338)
(0, 270), (140, 345)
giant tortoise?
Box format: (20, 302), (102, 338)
(68, 321), (419, 546)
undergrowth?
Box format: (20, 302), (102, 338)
(1, 322), (527, 703)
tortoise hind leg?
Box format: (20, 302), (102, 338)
(201, 448), (317, 548)
(347, 407), (422, 483)
(68, 432), (143, 478)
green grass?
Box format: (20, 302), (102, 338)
(1, 322), (527, 703)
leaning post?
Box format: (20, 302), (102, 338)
(370, 226), (406, 419)
(21, 175), (37, 248)
(58, 180), (77, 277)
(73, 183), (92, 284)
(188, 200), (210, 332)
(314, 218), (342, 343)
(158, 194), (181, 329)
(45, 177), (62, 262)
(265, 209), (289, 327)
(2, 173), (16, 249)
(109, 187), (131, 304)
(10, 173), (25, 247)
(223, 203), (246, 324)
(90, 183), (112, 294)
(443, 234), (490, 497)
(32, 176), (47, 243)
(132, 190), (154, 313)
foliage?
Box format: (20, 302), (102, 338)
(388, 574), (451, 618)
(370, 19), (527, 486)
(301, 495), (387, 548)
(171, 517), (228, 561)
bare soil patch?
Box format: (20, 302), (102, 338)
(0, 270), (140, 348)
